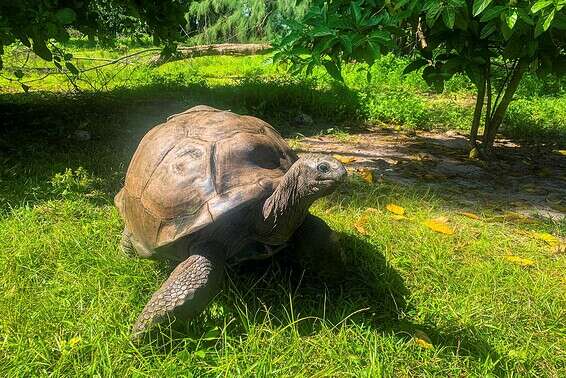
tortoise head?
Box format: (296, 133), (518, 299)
(261, 154), (346, 243)
(292, 154), (347, 198)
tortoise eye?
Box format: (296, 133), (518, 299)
(317, 162), (330, 173)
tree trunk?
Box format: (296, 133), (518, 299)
(470, 75), (486, 146)
(482, 58), (528, 153)
(484, 61), (492, 131)
(149, 43), (272, 66)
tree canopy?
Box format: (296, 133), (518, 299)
(275, 0), (566, 152)
(0, 1), (186, 69)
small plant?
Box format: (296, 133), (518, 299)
(50, 167), (101, 198)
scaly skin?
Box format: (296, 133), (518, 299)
(132, 243), (224, 338)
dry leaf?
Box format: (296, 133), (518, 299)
(532, 232), (559, 246)
(391, 214), (409, 220)
(357, 168), (374, 184)
(386, 203), (405, 215)
(553, 242), (566, 254)
(460, 212), (480, 220)
(413, 330), (433, 349)
(492, 212), (533, 224)
(424, 219), (454, 235)
(68, 336), (81, 347)
(333, 154), (356, 164)
(503, 255), (535, 266)
(354, 220), (368, 235)
(353, 208), (378, 235)
(468, 147), (479, 159)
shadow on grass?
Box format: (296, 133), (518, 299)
(1, 82), (513, 373)
(0, 79), (364, 212)
(140, 232), (502, 373)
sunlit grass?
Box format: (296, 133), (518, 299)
(0, 41), (565, 376)
(0, 102), (564, 375)
(1, 40), (565, 142)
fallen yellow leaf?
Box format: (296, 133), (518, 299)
(391, 214), (409, 220)
(353, 208), (378, 235)
(414, 330), (433, 349)
(532, 232), (559, 246)
(357, 168), (374, 184)
(333, 154), (356, 164)
(460, 212), (480, 220)
(553, 242), (565, 254)
(556, 150), (566, 156)
(492, 212), (533, 224)
(503, 255), (535, 266)
(386, 204), (405, 215)
(68, 336), (81, 347)
(503, 212), (532, 223)
(424, 219), (454, 235)
(468, 147), (479, 159)
(354, 221), (368, 235)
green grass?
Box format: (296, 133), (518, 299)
(1, 41), (565, 144)
(1, 43), (565, 376)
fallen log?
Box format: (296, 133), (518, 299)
(149, 43), (272, 66)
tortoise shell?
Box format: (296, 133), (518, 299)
(115, 106), (298, 251)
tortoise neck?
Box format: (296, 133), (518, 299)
(260, 164), (312, 244)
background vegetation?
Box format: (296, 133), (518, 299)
(1, 1), (565, 376)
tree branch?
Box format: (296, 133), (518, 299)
(148, 43), (272, 67)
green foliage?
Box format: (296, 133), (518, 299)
(275, 0), (566, 151)
(50, 167), (102, 198)
(186, 0), (311, 43)
(0, 0), (186, 71)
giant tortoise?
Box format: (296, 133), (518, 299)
(115, 105), (346, 336)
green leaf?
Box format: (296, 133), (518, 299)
(367, 40), (381, 62)
(473, 0), (494, 16)
(32, 40), (53, 61)
(531, 0), (553, 14)
(506, 10), (518, 29)
(55, 8), (77, 25)
(14, 69), (24, 79)
(64, 53), (73, 61)
(543, 9), (555, 31)
(426, 5), (442, 27)
(339, 35), (352, 55)
(480, 23), (497, 39)
(351, 2), (362, 25)
(65, 62), (79, 75)
(323, 60), (343, 81)
(480, 6), (505, 22)
(442, 9), (456, 29)
(312, 26), (334, 37)
(500, 21), (513, 40)
(403, 59), (429, 74)
(517, 8), (535, 25)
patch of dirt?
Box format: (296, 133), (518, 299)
(294, 127), (566, 221)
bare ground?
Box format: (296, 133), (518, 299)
(294, 128), (566, 221)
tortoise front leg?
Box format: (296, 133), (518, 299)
(132, 242), (225, 337)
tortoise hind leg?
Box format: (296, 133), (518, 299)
(120, 228), (154, 258)
(120, 228), (136, 257)
(132, 242), (225, 338)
